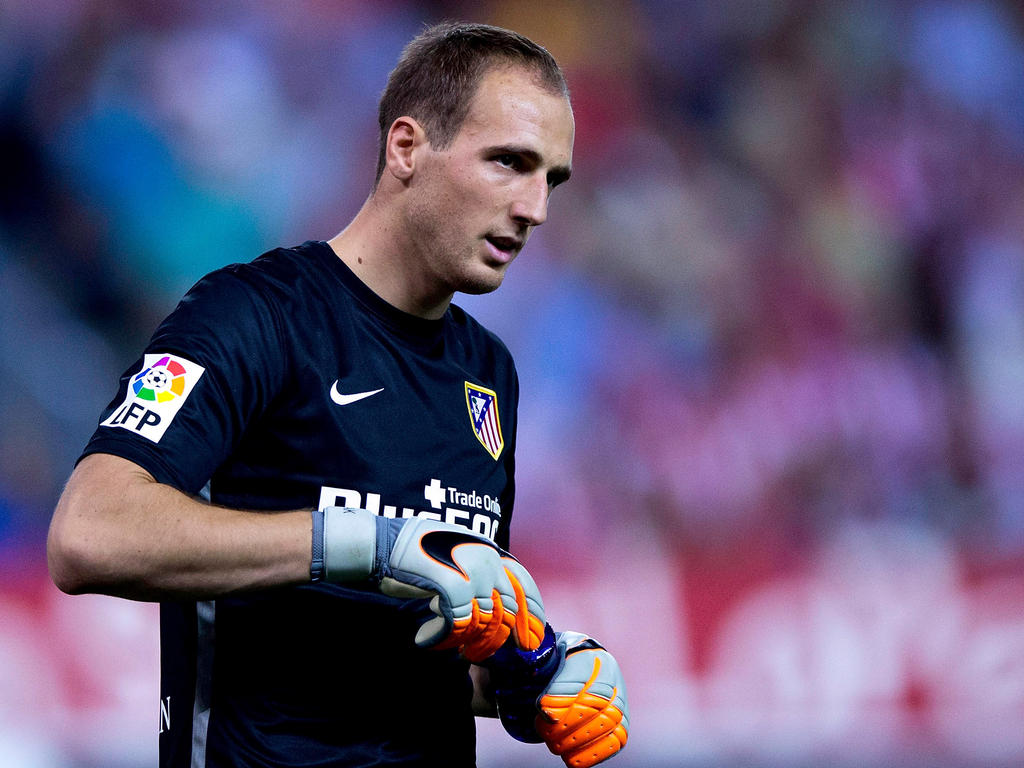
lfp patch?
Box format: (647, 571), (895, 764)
(101, 353), (205, 443)
(465, 382), (504, 460)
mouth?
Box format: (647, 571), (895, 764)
(484, 235), (523, 263)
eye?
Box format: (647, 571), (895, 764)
(494, 153), (521, 170)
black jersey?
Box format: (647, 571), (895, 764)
(80, 241), (520, 767)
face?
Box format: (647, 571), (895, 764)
(403, 65), (575, 303)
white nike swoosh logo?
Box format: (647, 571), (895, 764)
(330, 381), (384, 406)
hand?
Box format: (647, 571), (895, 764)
(486, 627), (630, 767)
(382, 516), (547, 661)
(535, 631), (629, 768)
(321, 507), (546, 661)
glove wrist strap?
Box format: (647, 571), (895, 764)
(322, 507), (379, 582)
(310, 508), (326, 582)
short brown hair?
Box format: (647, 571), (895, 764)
(374, 21), (569, 183)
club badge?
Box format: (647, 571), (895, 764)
(465, 382), (504, 460)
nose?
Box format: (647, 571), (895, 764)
(510, 175), (550, 227)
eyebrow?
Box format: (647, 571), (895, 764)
(493, 145), (573, 187)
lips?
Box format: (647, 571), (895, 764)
(484, 235), (522, 263)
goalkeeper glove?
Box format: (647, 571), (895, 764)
(316, 507), (546, 661)
(486, 626), (630, 768)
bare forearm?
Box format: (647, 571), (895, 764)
(48, 453), (312, 600)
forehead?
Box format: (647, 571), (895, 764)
(456, 65), (574, 161)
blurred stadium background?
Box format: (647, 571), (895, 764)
(3, 1), (1024, 766)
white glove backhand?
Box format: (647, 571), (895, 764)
(322, 507), (546, 662)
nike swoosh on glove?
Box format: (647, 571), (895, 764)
(535, 631), (630, 768)
(321, 507), (546, 661)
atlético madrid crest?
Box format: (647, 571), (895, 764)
(465, 382), (504, 460)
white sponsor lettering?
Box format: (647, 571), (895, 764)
(444, 483), (501, 516)
(318, 482), (501, 542)
(159, 695), (171, 734)
(444, 508), (470, 527)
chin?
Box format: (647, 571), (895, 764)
(458, 278), (504, 296)
(457, 266), (508, 295)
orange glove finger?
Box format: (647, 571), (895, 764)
(506, 566), (545, 650)
(432, 596), (482, 651)
(459, 589), (512, 662)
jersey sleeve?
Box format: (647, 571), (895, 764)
(80, 265), (288, 494)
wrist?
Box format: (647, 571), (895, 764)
(486, 623), (559, 685)
(485, 623), (560, 743)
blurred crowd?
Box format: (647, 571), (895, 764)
(3, 0), (1024, 765)
(4, 0), (1022, 568)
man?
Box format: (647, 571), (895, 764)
(48, 21), (628, 768)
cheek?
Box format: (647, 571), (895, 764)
(445, 164), (501, 206)
(443, 176), (483, 212)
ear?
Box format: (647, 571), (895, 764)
(384, 116), (427, 182)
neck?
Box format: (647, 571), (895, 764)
(327, 194), (452, 320)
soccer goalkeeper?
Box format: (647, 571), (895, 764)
(48, 20), (628, 768)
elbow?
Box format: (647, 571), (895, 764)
(48, 453), (151, 597)
(47, 519), (96, 595)
(47, 490), (114, 595)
